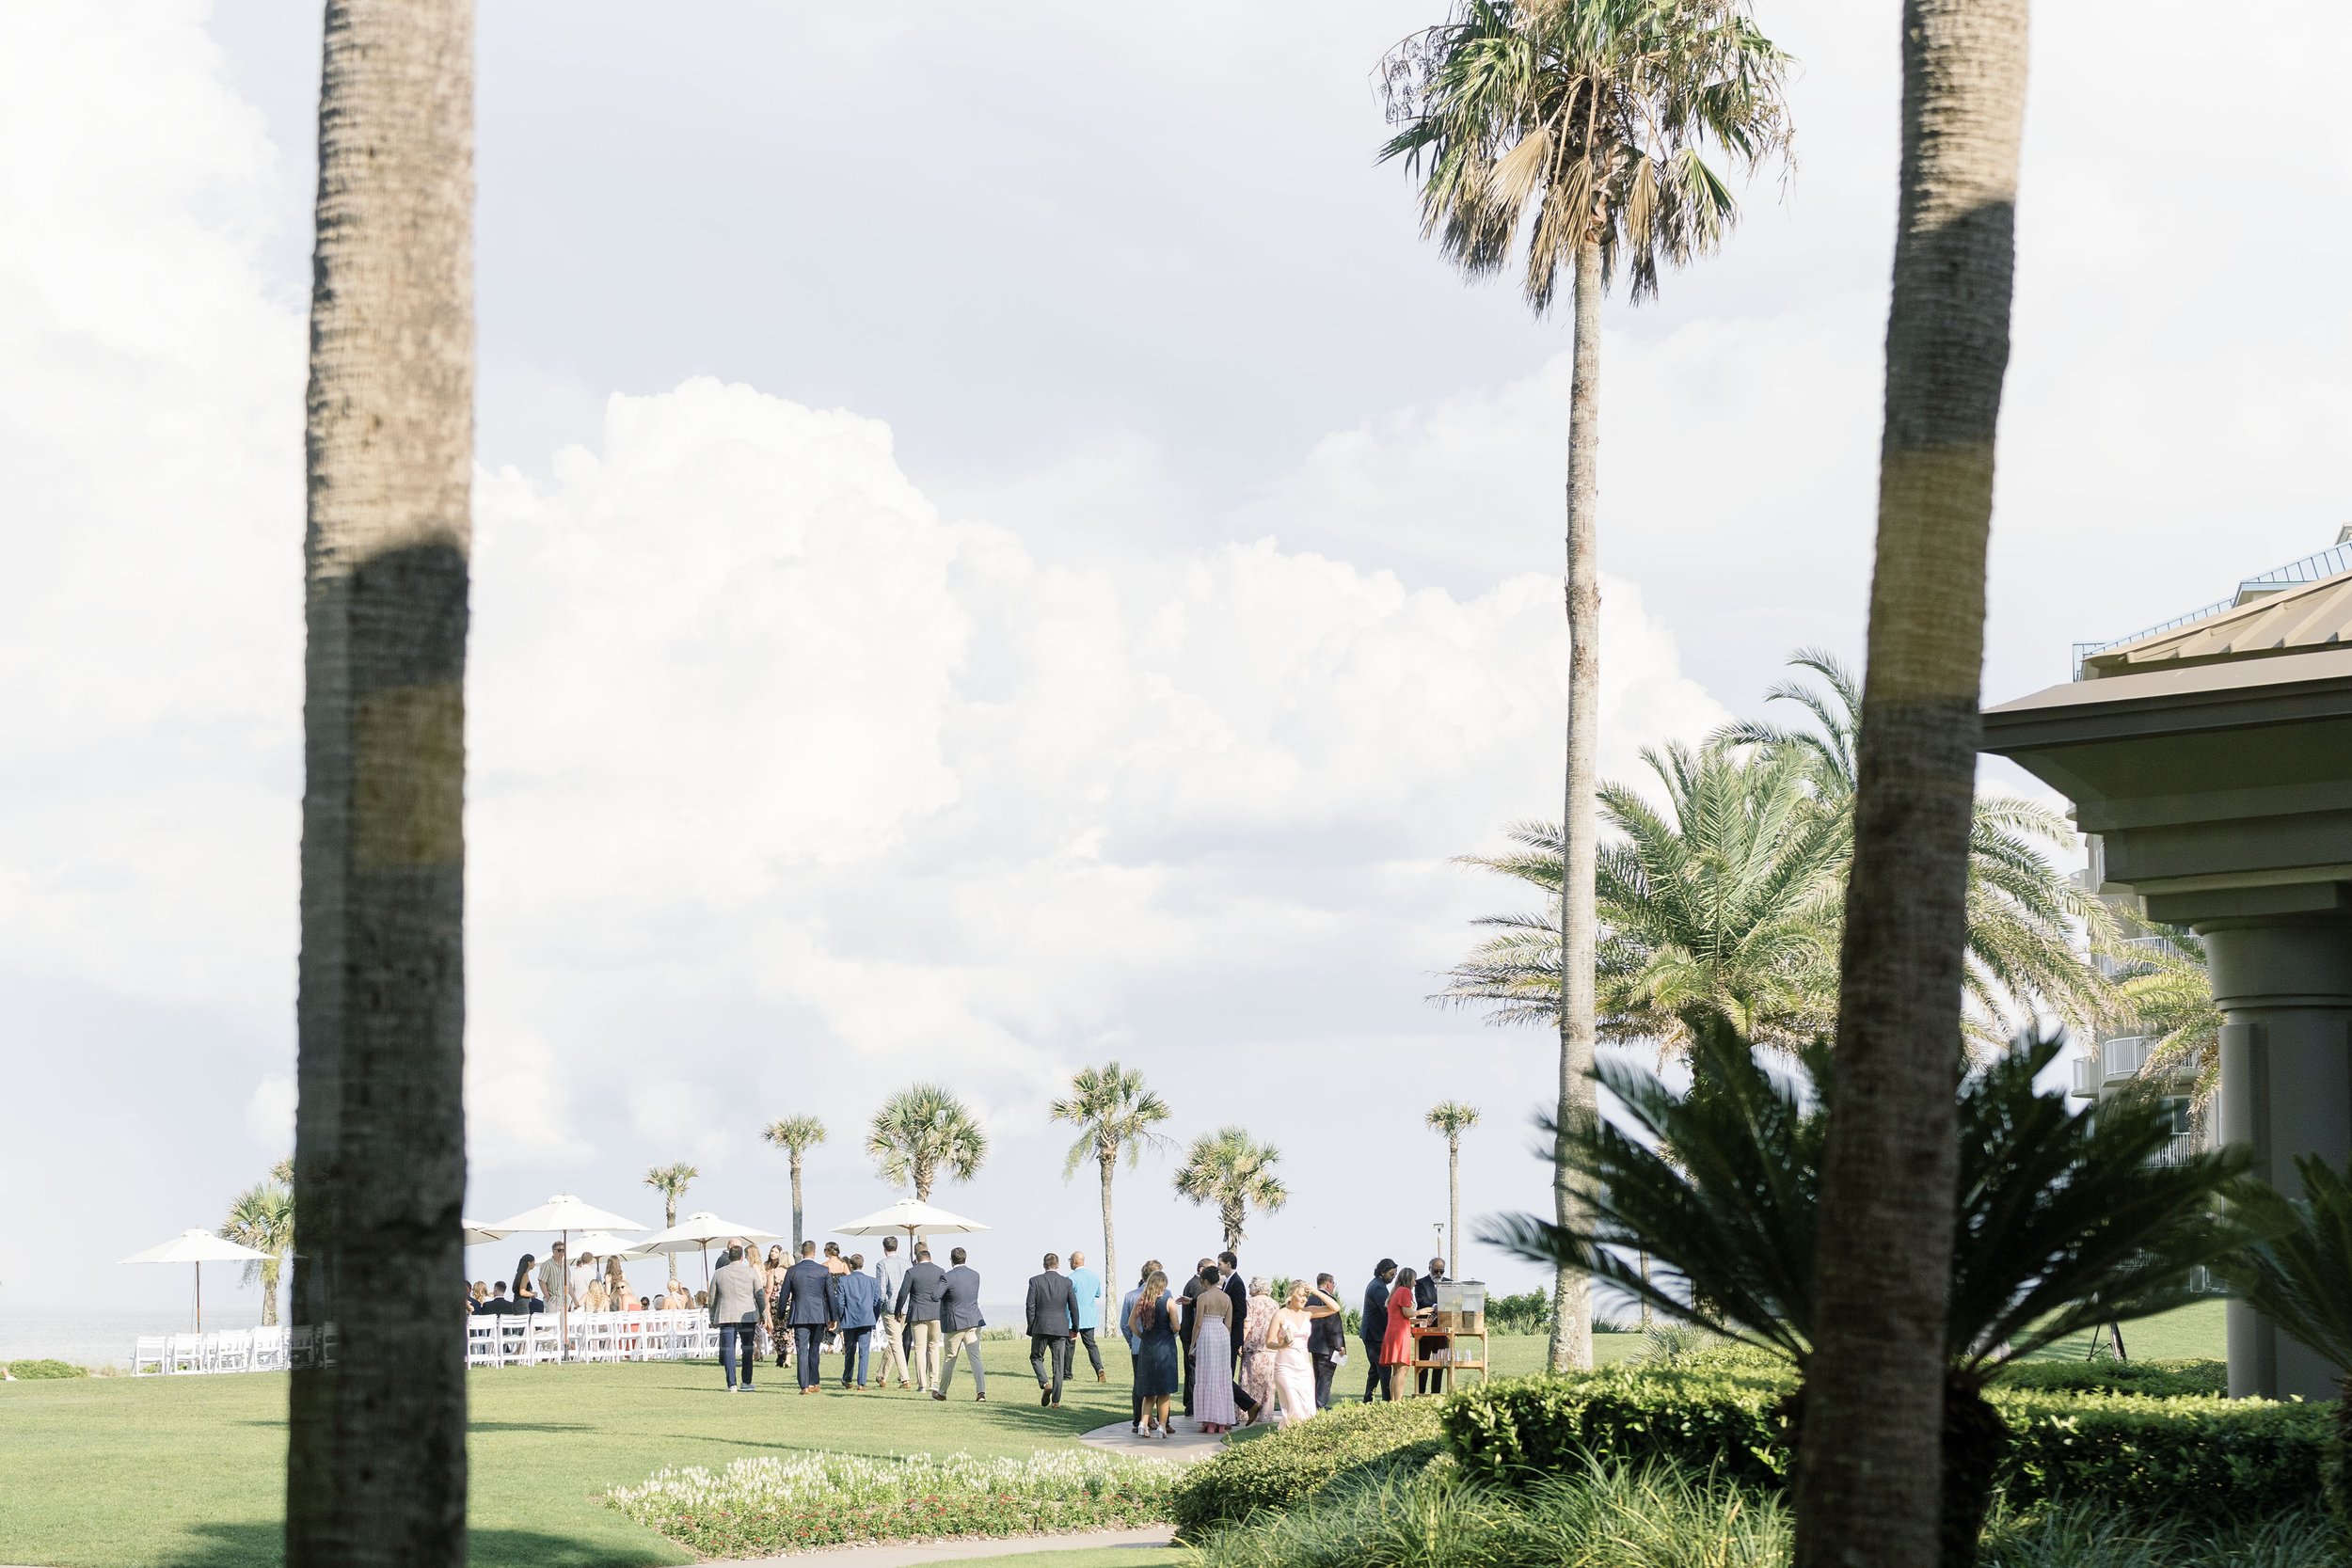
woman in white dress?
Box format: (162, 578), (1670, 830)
(1187, 1263), (1238, 1433)
(1268, 1281), (1343, 1425)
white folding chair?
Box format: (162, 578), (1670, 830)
(528, 1318), (562, 1366)
(167, 1334), (206, 1373)
(134, 1336), (168, 1376)
(213, 1330), (252, 1372)
(581, 1312), (619, 1363)
(465, 1320), (500, 1369)
(255, 1325), (288, 1370)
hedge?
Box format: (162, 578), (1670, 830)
(5, 1359), (87, 1380)
(1169, 1400), (1445, 1536)
(1994, 1357), (2225, 1399)
(1440, 1366), (2327, 1528)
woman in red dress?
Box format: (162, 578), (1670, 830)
(1378, 1266), (1418, 1399)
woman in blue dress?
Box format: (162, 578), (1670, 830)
(1131, 1269), (1184, 1438)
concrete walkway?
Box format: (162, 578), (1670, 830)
(1077, 1419), (1224, 1463)
(749, 1526), (1177, 1567)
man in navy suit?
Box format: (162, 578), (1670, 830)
(779, 1240), (841, 1393)
(1024, 1252), (1080, 1407)
(1361, 1259), (1397, 1402)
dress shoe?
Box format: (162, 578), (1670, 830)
(931, 1390), (947, 1402)
(1040, 1389), (1053, 1406)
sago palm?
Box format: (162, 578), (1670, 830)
(1174, 1127), (1289, 1250)
(2213, 1155), (2352, 1520)
(1439, 742), (1847, 1070)
(1426, 1101), (1482, 1270)
(1488, 1022), (2249, 1566)
(761, 1116), (826, 1250)
(221, 1179), (296, 1328)
(1048, 1063), (1171, 1332)
(866, 1086), (985, 1203)
(641, 1162), (697, 1231)
(1723, 649), (2117, 1046)
(1380, 0), (1790, 1376)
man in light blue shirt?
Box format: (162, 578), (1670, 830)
(872, 1236), (912, 1389)
(1067, 1249), (1106, 1384)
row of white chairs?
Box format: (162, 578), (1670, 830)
(466, 1309), (722, 1369)
(133, 1326), (291, 1375)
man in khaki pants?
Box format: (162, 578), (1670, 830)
(871, 1235), (912, 1389)
(894, 1243), (949, 1393)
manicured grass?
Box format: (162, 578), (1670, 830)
(972, 1549), (1183, 1568)
(2018, 1299), (2226, 1365)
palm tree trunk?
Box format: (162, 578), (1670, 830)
(288, 2), (473, 1563)
(1446, 1137), (1461, 1275)
(1549, 236), (1602, 1375)
(1099, 1148), (1118, 1332)
(263, 1258), (282, 1329)
(1793, 6), (2027, 1566)
(790, 1156), (805, 1251)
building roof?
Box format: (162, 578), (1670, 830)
(2080, 564), (2352, 678)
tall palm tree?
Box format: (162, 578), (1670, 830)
(1440, 743), (1848, 1071)
(866, 1086), (985, 1203)
(1380, 0), (1791, 1375)
(641, 1162), (698, 1231)
(1173, 1127), (1289, 1250)
(1491, 1022), (2249, 1565)
(1724, 649), (2118, 1045)
(289, 2), (474, 1561)
(222, 1178), (296, 1328)
(1048, 1064), (1172, 1330)
(760, 1116), (827, 1249)
(1796, 4), (2030, 1563)
(2111, 929), (2220, 1117)
(1425, 1102), (1482, 1270)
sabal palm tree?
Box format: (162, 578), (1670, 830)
(2111, 930), (2221, 1117)
(221, 1179), (295, 1328)
(1380, 0), (1790, 1378)
(1174, 1128), (1289, 1250)
(288, 2), (474, 1560)
(1048, 1063), (1172, 1330)
(1441, 743), (1847, 1073)
(1425, 1102), (1482, 1269)
(1489, 1022), (2249, 1565)
(1724, 649), (2118, 1045)
(2214, 1155), (2352, 1518)
(642, 1162), (698, 1231)
(761, 1116), (827, 1249)
(1797, 4), (2031, 1561)
(866, 1086), (985, 1203)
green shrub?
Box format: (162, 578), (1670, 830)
(1995, 1358), (2226, 1399)
(1169, 1400), (1444, 1536)
(6, 1359), (87, 1380)
(1442, 1369), (2328, 1528)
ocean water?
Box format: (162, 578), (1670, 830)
(0, 1307), (262, 1370)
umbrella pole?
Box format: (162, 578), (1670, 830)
(560, 1227), (571, 1365)
(195, 1261), (202, 1336)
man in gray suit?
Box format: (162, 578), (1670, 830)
(934, 1245), (989, 1401)
(1025, 1251), (1080, 1407)
(779, 1240), (841, 1394)
(707, 1243), (767, 1393)
(873, 1235), (913, 1389)
(894, 1244), (950, 1394)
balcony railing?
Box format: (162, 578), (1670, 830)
(2103, 1035), (2151, 1081)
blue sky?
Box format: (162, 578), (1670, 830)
(3, 0), (2347, 1325)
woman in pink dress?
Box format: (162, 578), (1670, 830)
(1269, 1281), (1343, 1425)
(1378, 1267), (1418, 1400)
(1237, 1277), (1279, 1419)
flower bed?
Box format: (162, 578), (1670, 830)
(605, 1449), (1179, 1558)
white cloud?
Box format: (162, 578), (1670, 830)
(244, 1074), (294, 1149)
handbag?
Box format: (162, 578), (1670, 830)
(1264, 1314), (1293, 1352)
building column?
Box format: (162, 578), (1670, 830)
(2201, 912), (2352, 1402)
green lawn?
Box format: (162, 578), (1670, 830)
(0, 1336), (1617, 1568)
(2016, 1299), (2226, 1364)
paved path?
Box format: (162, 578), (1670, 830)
(1077, 1419), (1224, 1463)
(748, 1526), (1177, 1567)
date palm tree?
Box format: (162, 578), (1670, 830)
(1798, 3), (2031, 1561)
(288, 1), (474, 1560)
(1489, 1022), (2249, 1565)
(1380, 0), (1790, 1374)
(1724, 649), (2117, 1045)
(2214, 1155), (2352, 1519)
(641, 1162), (698, 1231)
(866, 1086), (985, 1203)
(760, 1116), (827, 1249)
(1174, 1127), (1289, 1251)
(1426, 1102), (1482, 1271)
(1440, 743), (1848, 1077)
(1048, 1064), (1171, 1331)
(221, 1177), (296, 1328)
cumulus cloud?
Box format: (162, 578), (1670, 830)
(245, 1075), (294, 1150)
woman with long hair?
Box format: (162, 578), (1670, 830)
(1187, 1262), (1237, 1433)
(513, 1253), (545, 1314)
(766, 1243), (792, 1369)
(1130, 1269), (1183, 1438)
(1379, 1266), (1418, 1398)
(1270, 1280), (1342, 1424)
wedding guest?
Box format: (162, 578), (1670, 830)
(1359, 1259), (1396, 1401)
(1270, 1280), (1342, 1424)
(936, 1246), (989, 1401)
(1309, 1273), (1347, 1409)
(1131, 1270), (1183, 1438)
(708, 1243), (766, 1394)
(1120, 1260), (1158, 1432)
(1067, 1249), (1106, 1384)
(1237, 1276), (1279, 1419)
(873, 1236), (913, 1389)
(1187, 1262), (1237, 1433)
(1378, 1267), (1419, 1400)
(835, 1251), (880, 1389)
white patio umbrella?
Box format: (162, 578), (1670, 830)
(632, 1211), (782, 1286)
(461, 1219), (512, 1247)
(833, 1198), (989, 1251)
(120, 1229), (270, 1334)
(480, 1195), (648, 1360)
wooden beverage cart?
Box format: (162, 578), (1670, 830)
(1399, 1280), (1489, 1397)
